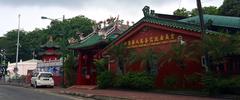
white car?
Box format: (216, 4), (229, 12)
(31, 72), (54, 88)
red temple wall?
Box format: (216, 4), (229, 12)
(42, 55), (59, 61)
(109, 25), (203, 88)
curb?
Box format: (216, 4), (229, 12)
(0, 82), (31, 88)
(59, 90), (131, 100)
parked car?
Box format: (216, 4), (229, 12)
(31, 72), (54, 88)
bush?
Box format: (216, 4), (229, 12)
(113, 72), (154, 90)
(163, 75), (178, 89)
(202, 74), (240, 95)
(185, 74), (200, 84)
(97, 71), (113, 89)
(201, 73), (219, 96)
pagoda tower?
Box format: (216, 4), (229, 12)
(37, 36), (63, 86)
(39, 36), (61, 61)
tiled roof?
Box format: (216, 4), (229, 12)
(38, 51), (61, 56)
(104, 15), (220, 50)
(69, 15), (219, 49)
(179, 15), (240, 29)
(40, 41), (60, 49)
(68, 33), (105, 49)
(68, 24), (126, 49)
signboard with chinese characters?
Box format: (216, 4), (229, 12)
(124, 33), (177, 48)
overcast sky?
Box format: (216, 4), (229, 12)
(0, 0), (224, 36)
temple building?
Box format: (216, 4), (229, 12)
(69, 6), (240, 87)
(69, 16), (129, 85)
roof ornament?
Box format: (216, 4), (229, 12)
(76, 32), (85, 41)
(49, 35), (53, 42)
(68, 37), (77, 44)
(92, 23), (101, 33)
(142, 6), (155, 17)
(142, 6), (150, 16)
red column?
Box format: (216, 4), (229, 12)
(224, 59), (228, 74)
(76, 52), (86, 85)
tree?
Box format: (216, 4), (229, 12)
(161, 43), (201, 88)
(107, 44), (136, 75)
(47, 15), (94, 40)
(173, 8), (190, 17)
(190, 6), (219, 16)
(190, 34), (240, 72)
(64, 53), (78, 87)
(219, 0), (240, 17)
(47, 15), (95, 57)
(1, 30), (27, 62)
(135, 48), (164, 75)
(108, 44), (127, 74)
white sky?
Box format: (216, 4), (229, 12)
(0, 0), (224, 36)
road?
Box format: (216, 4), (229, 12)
(0, 85), (88, 100)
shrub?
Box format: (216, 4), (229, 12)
(97, 71), (113, 89)
(186, 74), (200, 84)
(114, 72), (154, 90)
(201, 73), (219, 96)
(163, 75), (178, 89)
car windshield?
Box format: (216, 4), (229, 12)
(40, 73), (52, 78)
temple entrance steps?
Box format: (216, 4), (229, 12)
(67, 85), (97, 90)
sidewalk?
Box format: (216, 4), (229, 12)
(44, 86), (226, 100)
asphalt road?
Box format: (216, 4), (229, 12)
(0, 85), (85, 100)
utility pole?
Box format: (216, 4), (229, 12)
(196, 0), (208, 72)
(15, 14), (21, 77)
(196, 0), (205, 38)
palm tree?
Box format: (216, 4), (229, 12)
(136, 48), (164, 75)
(161, 43), (201, 88)
(163, 43), (200, 69)
(190, 34), (240, 73)
(107, 43), (136, 75)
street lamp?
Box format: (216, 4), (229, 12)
(14, 14), (21, 78)
(41, 15), (65, 21)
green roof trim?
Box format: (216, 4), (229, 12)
(41, 41), (60, 48)
(68, 25), (123, 49)
(69, 15), (220, 49)
(68, 33), (104, 49)
(179, 15), (240, 29)
(105, 15), (220, 50)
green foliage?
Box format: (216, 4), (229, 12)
(219, 0), (240, 17)
(185, 73), (201, 85)
(202, 74), (240, 95)
(201, 73), (219, 95)
(97, 71), (113, 89)
(173, 8), (190, 17)
(163, 44), (199, 69)
(64, 54), (78, 87)
(135, 48), (164, 75)
(113, 72), (154, 90)
(163, 75), (178, 89)
(108, 43), (136, 75)
(47, 15), (94, 40)
(0, 15), (94, 63)
(190, 6), (219, 16)
(94, 58), (108, 75)
(191, 34), (240, 71)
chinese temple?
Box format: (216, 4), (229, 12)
(69, 16), (129, 85)
(70, 6), (240, 87)
(37, 36), (63, 86)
